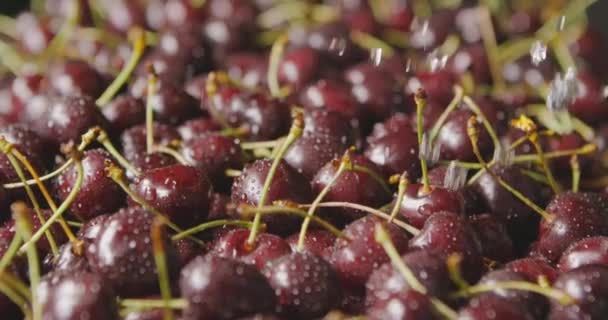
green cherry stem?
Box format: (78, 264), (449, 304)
(96, 27), (146, 106)
(446, 254), (471, 291)
(571, 155), (581, 193)
(247, 111), (304, 247)
(96, 128), (141, 177)
(146, 66), (158, 154)
(0, 229), (22, 273)
(267, 33), (289, 98)
(478, 5), (505, 92)
(463, 96), (501, 157)
(414, 88), (431, 193)
(388, 173), (409, 223)
(171, 219), (253, 241)
(429, 85), (464, 145)
(451, 281), (575, 305)
(120, 298), (188, 310)
(151, 218), (174, 320)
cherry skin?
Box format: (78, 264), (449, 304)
(224, 52), (268, 88)
(311, 154), (391, 225)
(209, 228), (292, 270)
(179, 255), (276, 320)
(130, 164), (213, 228)
(448, 44), (491, 85)
(285, 229), (336, 261)
(85, 207), (179, 297)
(231, 159), (313, 235)
(47, 60), (107, 98)
(571, 27), (608, 77)
(279, 47), (321, 91)
(468, 214), (515, 263)
(37, 271), (119, 320)
(120, 122), (179, 173)
(409, 211), (483, 283)
(457, 294), (535, 320)
(405, 69), (456, 106)
(558, 236), (608, 272)
(303, 109), (358, 146)
(3, 207), (67, 258)
(263, 252), (341, 319)
(532, 192), (608, 263)
(9, 72), (44, 118)
(331, 215), (410, 291)
(101, 95), (146, 133)
(181, 133), (244, 192)
(548, 265), (608, 320)
(0, 124), (53, 183)
(367, 113), (413, 143)
(504, 257), (559, 284)
(365, 289), (437, 320)
(14, 12), (53, 55)
(396, 184), (465, 229)
(434, 109), (493, 162)
(300, 79), (363, 121)
(55, 149), (125, 222)
(284, 133), (349, 180)
(364, 129), (421, 179)
(177, 117), (222, 141)
(147, 80), (201, 125)
(568, 72), (608, 124)
(366, 249), (453, 306)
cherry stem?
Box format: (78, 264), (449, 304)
(267, 33), (289, 98)
(467, 116), (554, 222)
(171, 219), (253, 241)
(352, 164), (391, 194)
(1, 271), (31, 303)
(151, 218), (174, 320)
(153, 145), (189, 165)
(0, 15), (16, 38)
(388, 173), (409, 223)
(96, 27), (146, 106)
(429, 85), (464, 145)
(0, 229), (22, 273)
(120, 298), (188, 310)
(0, 40), (25, 74)
(43, 0), (80, 60)
(297, 150), (353, 251)
(247, 111), (304, 247)
(446, 254), (470, 291)
(2, 127), (99, 189)
(478, 5), (505, 92)
(415, 88), (431, 193)
(350, 30), (395, 57)
(96, 128), (141, 176)
(241, 138), (284, 150)
(451, 281), (575, 305)
(13, 202), (41, 320)
(305, 202), (420, 236)
(146, 66), (158, 154)
(463, 96), (502, 158)
(224, 169), (243, 177)
(375, 223), (458, 320)
(240, 203), (348, 241)
(570, 155), (581, 193)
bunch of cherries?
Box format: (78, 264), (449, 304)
(0, 0), (608, 319)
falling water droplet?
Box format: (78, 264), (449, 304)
(370, 48), (383, 66)
(530, 40), (547, 66)
(427, 49), (449, 72)
(558, 15), (566, 31)
(546, 67), (579, 112)
(328, 37), (346, 57)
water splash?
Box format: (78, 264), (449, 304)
(558, 15), (566, 31)
(546, 67), (579, 112)
(427, 49), (449, 72)
(370, 48), (383, 66)
(530, 40), (547, 66)
(444, 161), (468, 190)
(328, 37), (346, 57)
(419, 133), (441, 166)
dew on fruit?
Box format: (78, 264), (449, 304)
(530, 40), (547, 66)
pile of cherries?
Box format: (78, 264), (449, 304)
(1, 0), (608, 319)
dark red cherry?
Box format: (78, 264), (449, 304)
(180, 255), (276, 320)
(312, 154), (391, 224)
(533, 192), (608, 263)
(284, 133), (348, 180)
(571, 27), (608, 77)
(85, 207), (179, 297)
(285, 230), (336, 261)
(263, 252), (341, 319)
(303, 109), (357, 145)
(99, 0), (146, 33)
(396, 184), (465, 229)
(231, 159), (313, 235)
(364, 130), (421, 179)
(469, 214), (515, 263)
(367, 113), (413, 143)
(203, 18), (251, 62)
(558, 236), (608, 272)
(3, 207), (67, 257)
(505, 10), (540, 37)
(177, 117), (222, 141)
(131, 164), (213, 228)
(0, 124), (53, 182)
(47, 60), (107, 98)
(434, 109), (493, 161)
(409, 211), (483, 283)
(37, 271), (119, 320)
(10, 72), (45, 116)
(409, 10), (454, 51)
(55, 149), (125, 221)
(502, 56), (557, 88)
(405, 69), (455, 106)
(210, 228), (291, 270)
(548, 265), (608, 320)
(279, 47), (321, 90)
(101, 95), (146, 133)
(504, 257), (558, 284)
(296, 22), (363, 65)
(147, 80), (201, 125)
(25, 94), (107, 145)
(300, 79), (362, 120)
(546, 133), (589, 173)
(14, 13), (53, 55)
(448, 44), (491, 85)
(366, 250), (453, 306)
(122, 309), (164, 320)
(331, 215), (410, 291)
(568, 72), (608, 124)
(342, 8), (377, 34)
(224, 52), (268, 88)
(458, 294), (535, 320)
(120, 122), (180, 171)
(46, 242), (90, 273)
(181, 133), (244, 192)
(473, 165), (544, 253)
(366, 289), (437, 320)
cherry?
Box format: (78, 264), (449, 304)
(303, 109), (358, 145)
(448, 44), (491, 85)
(99, 0), (146, 34)
(546, 133), (589, 173)
(123, 309), (165, 320)
(366, 289), (437, 320)
(366, 249), (453, 306)
(409, 211), (483, 283)
(457, 294), (535, 320)
(130, 164), (213, 228)
(14, 12), (53, 55)
(300, 79), (362, 120)
(364, 129), (421, 179)
(533, 192), (608, 263)
(284, 133), (349, 180)
(472, 165), (544, 253)
(568, 72), (608, 124)
(502, 57), (558, 88)
(571, 27), (608, 77)
(263, 252), (341, 319)
(295, 22), (363, 65)
(177, 117), (222, 141)
(4, 207), (68, 256)
(331, 215), (410, 291)
(231, 159), (312, 234)
(558, 236), (608, 272)
(37, 271), (119, 320)
(179, 255), (276, 320)
(396, 184), (465, 229)
(285, 229), (336, 261)
(101, 95), (146, 133)
(24, 94), (107, 145)
(120, 122), (179, 170)
(548, 265), (608, 319)
(405, 69), (456, 106)
(9, 72), (44, 118)
(279, 47), (321, 90)
(46, 242), (89, 273)
(504, 10), (540, 37)
(174, 238), (201, 268)
(224, 52), (268, 88)
(434, 109), (494, 161)
(0, 124), (53, 183)
(209, 228), (291, 270)
(208, 192), (232, 220)
(47, 60), (107, 98)
(469, 214), (515, 263)
(203, 18), (252, 62)
(181, 133), (244, 191)
(504, 258), (559, 284)
(157, 27), (211, 73)
(54, 149), (125, 221)
(367, 113), (413, 143)
(85, 207), (179, 297)
(146, 80), (201, 125)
